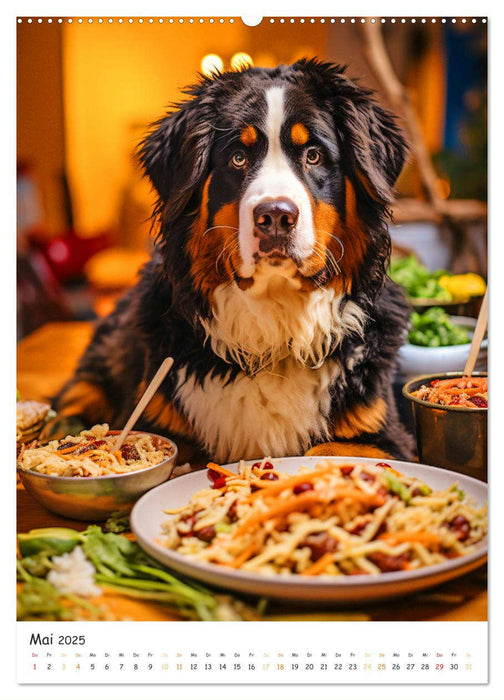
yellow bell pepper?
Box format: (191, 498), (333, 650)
(438, 273), (486, 302)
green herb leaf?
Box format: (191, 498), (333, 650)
(17, 528), (83, 558)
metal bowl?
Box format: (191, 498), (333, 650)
(402, 372), (487, 481)
(17, 430), (178, 522)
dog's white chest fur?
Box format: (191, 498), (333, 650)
(176, 270), (366, 462)
(176, 359), (342, 462)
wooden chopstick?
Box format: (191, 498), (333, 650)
(113, 357), (174, 451)
(463, 289), (488, 377)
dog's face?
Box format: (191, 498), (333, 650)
(140, 59), (407, 306)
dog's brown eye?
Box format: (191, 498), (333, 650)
(231, 151), (248, 169)
(305, 147), (321, 166)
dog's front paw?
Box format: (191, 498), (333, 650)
(305, 441), (393, 459)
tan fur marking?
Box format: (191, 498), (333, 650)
(333, 398), (387, 439)
(240, 125), (257, 146)
(58, 381), (113, 423)
(187, 175), (240, 298)
(144, 392), (193, 438)
(305, 440), (392, 459)
(357, 170), (387, 204)
(291, 122), (309, 145)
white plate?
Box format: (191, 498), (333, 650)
(131, 457), (487, 603)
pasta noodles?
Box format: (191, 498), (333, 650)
(412, 376), (487, 408)
(161, 459), (487, 577)
(17, 424), (173, 477)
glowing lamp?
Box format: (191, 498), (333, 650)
(230, 52), (254, 71)
(201, 54), (224, 77)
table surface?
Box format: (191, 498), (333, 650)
(17, 321), (487, 622)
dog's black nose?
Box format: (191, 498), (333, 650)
(253, 198), (299, 236)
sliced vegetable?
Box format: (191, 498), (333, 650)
(439, 273), (486, 302)
(389, 256), (451, 301)
(408, 307), (471, 347)
(450, 485), (466, 501)
(103, 511), (131, 534)
(383, 473), (411, 504)
(17, 528), (84, 557)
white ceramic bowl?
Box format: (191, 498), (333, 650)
(397, 316), (487, 381)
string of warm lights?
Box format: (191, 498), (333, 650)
(201, 51), (254, 76)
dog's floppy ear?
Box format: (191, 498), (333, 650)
(314, 62), (408, 204)
(345, 100), (408, 204)
(139, 96), (212, 224)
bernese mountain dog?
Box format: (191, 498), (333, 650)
(55, 59), (415, 463)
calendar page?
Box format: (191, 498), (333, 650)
(14, 9), (492, 698)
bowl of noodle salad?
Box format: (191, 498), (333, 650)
(131, 456), (487, 602)
(17, 424), (177, 521)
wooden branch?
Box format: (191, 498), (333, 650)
(360, 22), (446, 214)
(393, 198), (487, 224)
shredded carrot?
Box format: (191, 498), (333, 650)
(71, 449), (105, 460)
(378, 531), (441, 546)
(434, 377), (486, 391)
(57, 444), (82, 455)
(232, 492), (322, 538)
(248, 463), (340, 498)
(206, 462), (236, 478)
(432, 378), (467, 389)
(301, 552), (335, 576)
(228, 542), (259, 568)
(233, 487), (382, 539)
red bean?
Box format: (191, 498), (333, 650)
(253, 461), (274, 470)
(347, 520), (369, 535)
(207, 469), (221, 483)
(411, 487), (427, 497)
(72, 439), (107, 456)
(212, 476), (227, 489)
(376, 462), (391, 470)
(302, 532), (339, 561)
(195, 525), (216, 542)
(177, 514), (196, 537)
(260, 472), (279, 481)
(120, 443), (140, 461)
(57, 441), (77, 451)
(448, 515), (471, 541)
(340, 466), (354, 476)
(469, 396), (487, 408)
(293, 482), (314, 494)
(368, 551), (410, 572)
(227, 500), (238, 522)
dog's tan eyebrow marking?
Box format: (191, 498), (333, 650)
(240, 125), (257, 146)
(291, 122), (309, 145)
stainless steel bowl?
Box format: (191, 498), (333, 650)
(402, 372), (487, 481)
(17, 431), (178, 521)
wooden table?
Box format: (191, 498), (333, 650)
(17, 321), (487, 622)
